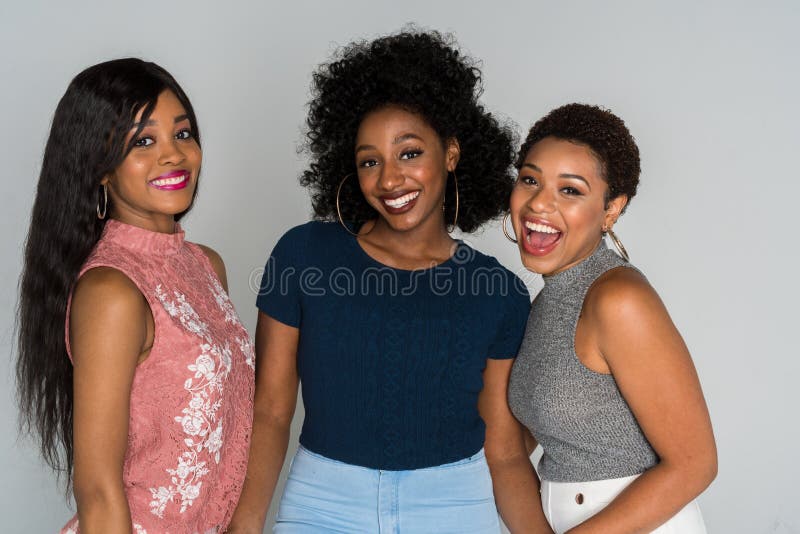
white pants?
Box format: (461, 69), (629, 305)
(540, 474), (706, 534)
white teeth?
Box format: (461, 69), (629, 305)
(524, 221), (559, 234)
(384, 191), (420, 208)
(151, 174), (187, 186)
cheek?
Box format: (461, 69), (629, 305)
(509, 187), (527, 215)
(114, 156), (149, 181)
(563, 203), (605, 230)
(186, 144), (202, 169)
(356, 173), (373, 196)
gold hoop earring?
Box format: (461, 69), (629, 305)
(336, 174), (360, 237)
(502, 212), (517, 243)
(445, 170), (460, 233)
(96, 183), (108, 220)
(336, 174), (376, 238)
(605, 228), (630, 262)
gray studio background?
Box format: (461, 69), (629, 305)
(1, 1), (798, 532)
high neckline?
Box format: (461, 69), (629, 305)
(101, 218), (185, 256)
(542, 240), (613, 290)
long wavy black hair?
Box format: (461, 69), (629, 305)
(16, 58), (200, 487)
(302, 29), (517, 233)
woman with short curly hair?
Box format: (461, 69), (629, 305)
(507, 103), (716, 532)
(229, 30), (551, 533)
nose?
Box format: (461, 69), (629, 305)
(376, 158), (405, 191)
(158, 137), (187, 167)
(527, 187), (556, 214)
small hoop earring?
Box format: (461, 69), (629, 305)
(336, 173), (374, 238)
(605, 228), (630, 262)
(96, 183), (108, 220)
(445, 170), (460, 233)
(502, 212), (517, 243)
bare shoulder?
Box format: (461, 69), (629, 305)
(70, 267), (150, 365)
(196, 243), (228, 291)
(584, 267), (669, 334)
(72, 266), (146, 314)
(586, 266), (665, 320)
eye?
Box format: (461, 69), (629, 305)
(518, 175), (538, 187)
(561, 186), (583, 196)
(358, 158), (378, 169)
(134, 136), (154, 147)
(176, 128), (194, 141)
(399, 149), (422, 160)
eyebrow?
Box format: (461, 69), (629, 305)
(355, 132), (425, 154)
(521, 163), (590, 186)
(132, 114), (190, 129)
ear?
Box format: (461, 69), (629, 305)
(445, 138), (461, 172)
(100, 174), (111, 186)
(603, 194), (628, 230)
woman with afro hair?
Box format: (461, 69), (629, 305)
(229, 30), (551, 533)
(507, 104), (717, 532)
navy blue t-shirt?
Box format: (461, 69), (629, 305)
(257, 221), (530, 470)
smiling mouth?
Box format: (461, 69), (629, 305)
(523, 220), (562, 254)
(383, 191), (420, 209)
(149, 171), (190, 191)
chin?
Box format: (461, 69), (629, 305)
(521, 255), (559, 276)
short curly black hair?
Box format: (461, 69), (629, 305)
(516, 103), (640, 210)
(301, 29), (517, 233)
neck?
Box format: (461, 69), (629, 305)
(359, 215), (456, 267)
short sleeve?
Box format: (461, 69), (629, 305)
(487, 273), (531, 359)
(255, 224), (309, 328)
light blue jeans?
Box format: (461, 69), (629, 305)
(274, 446), (501, 533)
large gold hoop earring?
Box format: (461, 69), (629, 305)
(336, 174), (360, 237)
(445, 170), (460, 233)
(502, 212), (517, 243)
(605, 228), (630, 262)
(96, 183), (108, 220)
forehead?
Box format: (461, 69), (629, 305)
(524, 137), (603, 179)
(356, 106), (438, 142)
(133, 90), (187, 123)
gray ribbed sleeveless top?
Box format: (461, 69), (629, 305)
(508, 241), (658, 482)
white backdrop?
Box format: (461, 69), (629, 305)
(1, 1), (798, 532)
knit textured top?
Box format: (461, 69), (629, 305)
(257, 221), (530, 470)
(62, 219), (255, 534)
(508, 241), (658, 482)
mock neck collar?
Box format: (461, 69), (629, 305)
(101, 218), (185, 256)
(542, 240), (612, 291)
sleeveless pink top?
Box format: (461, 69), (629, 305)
(61, 220), (255, 534)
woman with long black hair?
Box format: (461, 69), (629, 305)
(16, 58), (254, 533)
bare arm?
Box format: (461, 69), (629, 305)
(567, 269), (717, 534)
(227, 312), (300, 533)
(480, 359), (553, 534)
(71, 267), (151, 533)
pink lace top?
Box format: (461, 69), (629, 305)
(61, 220), (255, 534)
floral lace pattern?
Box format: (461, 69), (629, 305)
(149, 284), (238, 517)
(61, 221), (254, 534)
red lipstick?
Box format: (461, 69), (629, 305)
(148, 170), (190, 191)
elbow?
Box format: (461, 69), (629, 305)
(483, 443), (530, 472)
(73, 475), (127, 518)
(693, 438), (718, 491)
(252, 403), (295, 431)
(662, 445), (718, 497)
(701, 448), (718, 488)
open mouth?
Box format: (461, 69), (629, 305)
(381, 191), (420, 214)
(522, 219), (562, 255)
(149, 171), (190, 191)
